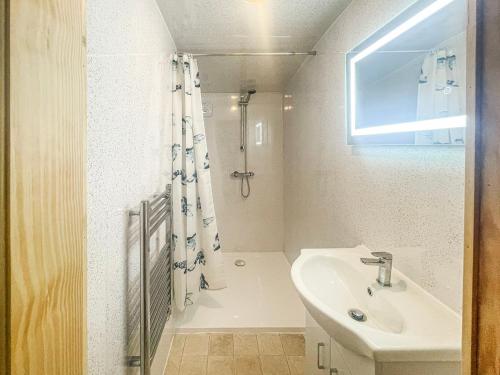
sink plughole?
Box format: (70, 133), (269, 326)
(291, 246), (461, 362)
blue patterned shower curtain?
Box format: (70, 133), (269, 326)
(171, 54), (226, 311)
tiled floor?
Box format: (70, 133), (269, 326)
(165, 332), (305, 375)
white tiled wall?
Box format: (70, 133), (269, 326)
(203, 93), (284, 252)
(284, 0), (465, 312)
(86, 0), (176, 373)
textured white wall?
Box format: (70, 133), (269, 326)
(86, 0), (176, 373)
(203, 93), (284, 252)
(283, 0), (465, 311)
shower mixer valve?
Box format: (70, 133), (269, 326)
(231, 171), (255, 178)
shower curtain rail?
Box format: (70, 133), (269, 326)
(176, 51), (317, 57)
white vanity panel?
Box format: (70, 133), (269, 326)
(305, 311), (460, 375)
(331, 338), (375, 375)
(306, 311), (331, 374)
(375, 361), (460, 375)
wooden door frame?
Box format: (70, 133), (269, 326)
(463, 0), (500, 374)
(0, 0), (8, 373)
(2, 0), (87, 373)
(462, 0), (480, 373)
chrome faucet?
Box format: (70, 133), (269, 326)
(360, 252), (393, 287)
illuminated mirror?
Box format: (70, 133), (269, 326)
(346, 0), (467, 145)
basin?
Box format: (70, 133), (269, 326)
(291, 246), (461, 362)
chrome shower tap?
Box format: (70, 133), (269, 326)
(231, 89), (256, 198)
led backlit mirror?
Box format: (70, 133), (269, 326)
(346, 0), (467, 145)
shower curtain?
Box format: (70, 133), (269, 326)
(171, 54), (226, 311)
(417, 47), (463, 119)
(416, 47), (465, 144)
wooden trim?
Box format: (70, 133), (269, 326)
(462, 0), (480, 374)
(475, 0), (500, 373)
(0, 0), (8, 373)
(8, 0), (87, 373)
(463, 0), (500, 374)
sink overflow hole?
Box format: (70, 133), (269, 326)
(348, 308), (367, 322)
(367, 287), (374, 296)
(234, 259), (246, 267)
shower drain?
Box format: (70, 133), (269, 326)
(234, 259), (246, 267)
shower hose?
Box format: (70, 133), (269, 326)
(240, 174), (251, 198)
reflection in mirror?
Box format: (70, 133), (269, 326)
(346, 0), (467, 145)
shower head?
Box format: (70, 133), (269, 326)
(240, 89), (257, 104)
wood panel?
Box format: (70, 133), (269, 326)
(0, 0), (8, 374)
(9, 0), (87, 373)
(476, 0), (500, 373)
(462, 0), (480, 374)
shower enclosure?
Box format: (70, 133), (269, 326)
(231, 89), (257, 198)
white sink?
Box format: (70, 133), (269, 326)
(291, 246), (461, 362)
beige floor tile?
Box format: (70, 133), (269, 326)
(286, 356), (304, 375)
(207, 356), (234, 375)
(234, 334), (259, 356)
(167, 354), (182, 370)
(184, 334), (209, 356)
(170, 332), (300, 375)
(234, 356), (263, 375)
(209, 334), (234, 356)
(169, 335), (188, 368)
(260, 356), (290, 375)
(164, 358), (180, 375)
(279, 335), (305, 356)
(257, 334), (284, 355)
(179, 355), (207, 375)
(172, 335), (187, 353)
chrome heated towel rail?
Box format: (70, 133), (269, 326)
(128, 185), (172, 375)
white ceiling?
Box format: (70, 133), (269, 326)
(158, 0), (352, 92)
